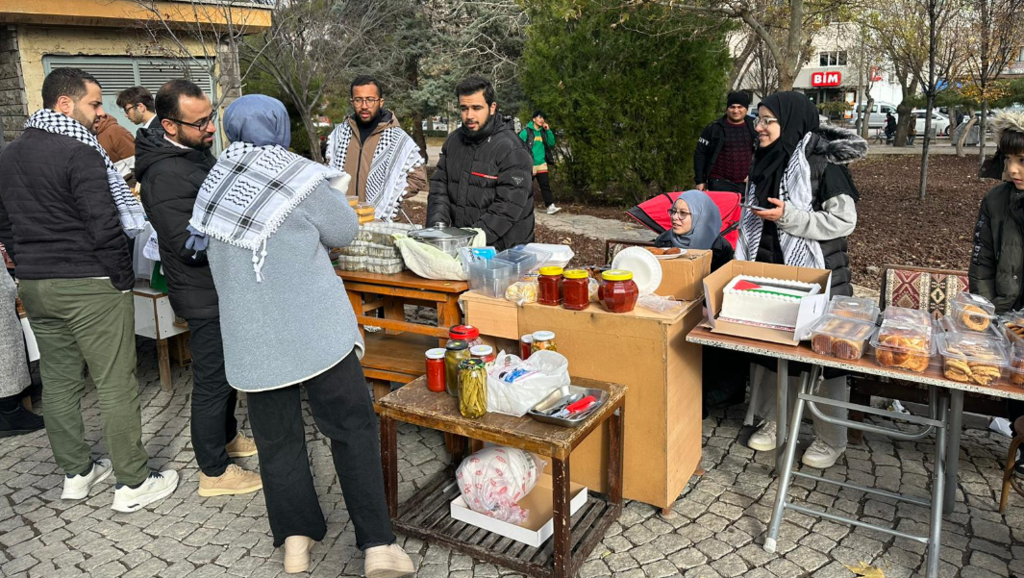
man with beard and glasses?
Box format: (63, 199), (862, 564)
(426, 76), (534, 251)
(0, 67), (178, 512)
(326, 76), (426, 221)
(135, 79), (262, 499)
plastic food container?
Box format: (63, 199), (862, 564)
(468, 258), (515, 299)
(882, 306), (933, 328)
(809, 315), (876, 360)
(1003, 312), (1024, 345)
(513, 243), (574, 269)
(937, 331), (1008, 386)
(827, 296), (879, 323)
(951, 292), (998, 334)
(870, 321), (935, 373)
(493, 248), (550, 278)
(1008, 341), (1024, 387)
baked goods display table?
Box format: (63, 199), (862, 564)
(377, 376), (626, 578)
(335, 269), (469, 403)
(687, 324), (1024, 578)
(459, 292), (704, 513)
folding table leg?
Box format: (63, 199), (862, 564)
(926, 390), (949, 578)
(776, 359), (789, 474)
(943, 390), (963, 516)
(764, 370), (810, 553)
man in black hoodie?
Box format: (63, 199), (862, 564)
(135, 79), (262, 498)
(426, 77), (534, 251)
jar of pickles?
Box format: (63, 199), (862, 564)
(444, 340), (470, 396)
(448, 325), (482, 349)
(538, 266), (564, 306)
(458, 359), (488, 418)
(531, 330), (557, 353)
(470, 344), (495, 365)
(599, 270), (639, 313)
(562, 269), (590, 310)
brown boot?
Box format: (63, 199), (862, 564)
(284, 535), (315, 574)
(225, 432), (258, 458)
(198, 464), (263, 497)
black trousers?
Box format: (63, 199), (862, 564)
(186, 317), (238, 477)
(534, 171), (554, 206)
(246, 352), (395, 549)
(706, 178), (745, 194)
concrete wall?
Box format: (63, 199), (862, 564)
(0, 26), (29, 143)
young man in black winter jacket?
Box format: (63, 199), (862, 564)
(427, 77), (534, 251)
(693, 91), (758, 194)
(135, 79), (262, 498)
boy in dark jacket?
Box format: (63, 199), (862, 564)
(136, 79), (262, 498)
(427, 77), (534, 251)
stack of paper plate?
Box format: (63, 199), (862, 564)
(611, 247), (663, 296)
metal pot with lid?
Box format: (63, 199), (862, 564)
(407, 222), (476, 257)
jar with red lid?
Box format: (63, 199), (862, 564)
(599, 270), (639, 313)
(425, 348), (446, 392)
(470, 344), (496, 365)
(562, 269), (590, 310)
(537, 266), (564, 306)
(448, 324), (482, 349)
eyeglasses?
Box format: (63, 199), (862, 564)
(168, 114), (217, 131)
(755, 116), (779, 128)
(350, 98), (381, 106)
(122, 104), (138, 115)
(668, 209), (691, 219)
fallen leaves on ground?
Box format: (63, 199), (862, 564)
(845, 561), (886, 577)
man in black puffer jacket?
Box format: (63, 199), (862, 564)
(427, 77), (534, 251)
(136, 79), (262, 498)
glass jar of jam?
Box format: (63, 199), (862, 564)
(448, 325), (482, 349)
(470, 344), (496, 365)
(425, 348), (447, 393)
(599, 270), (639, 313)
(562, 269), (590, 310)
(444, 340), (470, 397)
(538, 266), (564, 306)
(531, 330), (557, 353)
(519, 334), (534, 360)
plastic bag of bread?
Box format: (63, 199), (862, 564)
(456, 447), (546, 524)
(809, 315), (875, 360)
(869, 321), (935, 373)
(505, 279), (538, 306)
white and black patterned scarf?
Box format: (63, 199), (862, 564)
(736, 133), (825, 269)
(326, 120), (422, 221)
(189, 141), (345, 281)
(25, 109), (147, 238)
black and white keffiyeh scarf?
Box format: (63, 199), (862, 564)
(189, 141), (346, 281)
(326, 121), (422, 221)
(25, 109), (147, 238)
(736, 132), (825, 269)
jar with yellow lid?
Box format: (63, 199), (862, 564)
(538, 266), (564, 306)
(562, 269), (590, 310)
(599, 270), (639, 313)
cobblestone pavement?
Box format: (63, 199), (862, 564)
(2, 340), (1023, 578)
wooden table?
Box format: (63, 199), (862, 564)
(336, 269), (469, 403)
(687, 324), (1024, 578)
(378, 376), (626, 578)
(133, 282), (191, 391)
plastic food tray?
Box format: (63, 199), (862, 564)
(950, 292), (998, 333)
(809, 315), (876, 360)
(827, 296), (880, 323)
(468, 259), (515, 299)
(937, 331), (1008, 386)
(882, 306), (933, 328)
(869, 321), (935, 373)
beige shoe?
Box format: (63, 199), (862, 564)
(225, 432), (258, 458)
(197, 464), (263, 497)
(364, 544), (415, 578)
(284, 535), (315, 574)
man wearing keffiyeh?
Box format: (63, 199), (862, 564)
(0, 68), (178, 512)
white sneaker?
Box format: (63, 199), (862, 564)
(111, 470), (179, 513)
(546, 204), (561, 215)
(364, 543), (415, 578)
(61, 459), (113, 500)
(747, 420), (777, 452)
(801, 438), (845, 468)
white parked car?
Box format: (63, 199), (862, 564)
(909, 110), (950, 136)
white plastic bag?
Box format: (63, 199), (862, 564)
(456, 446), (545, 524)
(393, 229), (485, 281)
(486, 350), (570, 417)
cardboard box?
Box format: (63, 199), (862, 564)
(449, 473), (588, 548)
(459, 291), (520, 340)
(654, 249), (712, 301)
(703, 260), (831, 346)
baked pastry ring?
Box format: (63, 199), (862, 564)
(961, 304), (990, 331)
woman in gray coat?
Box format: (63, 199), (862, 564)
(0, 266), (44, 436)
(188, 95), (414, 578)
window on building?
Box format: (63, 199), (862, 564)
(818, 51), (849, 67)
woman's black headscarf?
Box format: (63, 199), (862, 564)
(749, 91), (820, 205)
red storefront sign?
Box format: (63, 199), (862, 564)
(811, 71), (842, 87)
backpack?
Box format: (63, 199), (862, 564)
(525, 127), (557, 166)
